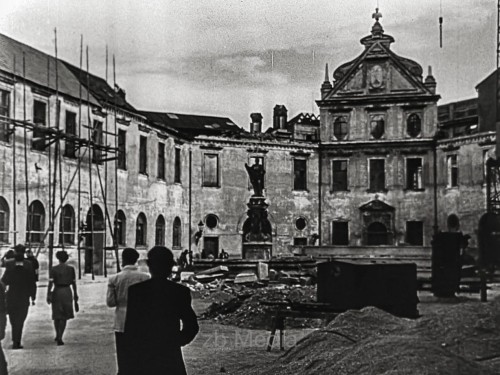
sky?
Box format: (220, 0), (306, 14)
(0, 0), (496, 129)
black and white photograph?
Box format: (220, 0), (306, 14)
(0, 0), (500, 373)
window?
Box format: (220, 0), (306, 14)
(203, 153), (219, 187)
(331, 221), (349, 245)
(92, 121), (103, 164)
(59, 205), (75, 245)
(26, 200), (45, 244)
(332, 160), (348, 191)
(0, 197), (9, 243)
(293, 159), (307, 191)
(139, 136), (147, 174)
(406, 221), (423, 246)
(447, 155), (458, 187)
(366, 222), (388, 245)
(157, 142), (165, 180)
(64, 111), (77, 158)
(295, 217), (307, 231)
(205, 214), (218, 229)
(248, 156), (265, 189)
(333, 116), (348, 140)
(293, 237), (307, 246)
(406, 158), (423, 190)
(369, 159), (385, 192)
(174, 148), (181, 183)
(115, 210), (126, 246)
(117, 129), (127, 170)
(370, 114), (385, 139)
(407, 113), (421, 137)
(32, 100), (47, 151)
(172, 216), (182, 248)
(135, 213), (147, 247)
(0, 90), (10, 142)
(155, 215), (165, 246)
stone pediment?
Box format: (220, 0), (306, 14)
(359, 198), (395, 212)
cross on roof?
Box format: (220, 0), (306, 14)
(372, 7), (382, 21)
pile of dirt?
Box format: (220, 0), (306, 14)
(240, 297), (500, 375)
(200, 285), (321, 330)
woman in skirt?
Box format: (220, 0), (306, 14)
(47, 251), (78, 345)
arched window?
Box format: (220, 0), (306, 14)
(333, 116), (348, 140)
(27, 200), (45, 244)
(367, 222), (388, 245)
(172, 217), (182, 248)
(370, 115), (385, 139)
(135, 213), (147, 247)
(59, 204), (75, 245)
(407, 113), (421, 138)
(115, 210), (126, 246)
(155, 215), (165, 246)
(0, 197), (9, 243)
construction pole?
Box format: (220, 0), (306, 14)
(113, 55), (120, 273)
(22, 53), (31, 252)
(47, 55), (52, 255)
(103, 45), (108, 278)
(86, 46), (95, 281)
(12, 55), (17, 244)
(77, 35), (83, 279)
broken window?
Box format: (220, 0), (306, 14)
(139, 135), (147, 174)
(92, 120), (103, 164)
(59, 204), (75, 245)
(370, 114), (385, 139)
(203, 153), (219, 187)
(32, 100), (47, 151)
(332, 160), (348, 191)
(447, 155), (458, 187)
(406, 221), (423, 246)
(293, 237), (307, 246)
(172, 216), (182, 248)
(0, 197), (9, 243)
(406, 158), (423, 190)
(333, 116), (348, 140)
(293, 159), (307, 191)
(157, 142), (165, 180)
(64, 111), (77, 158)
(135, 213), (147, 247)
(174, 148), (181, 183)
(115, 210), (126, 246)
(155, 215), (165, 246)
(0, 90), (10, 143)
(117, 129), (127, 170)
(369, 159), (385, 191)
(331, 221), (349, 245)
(26, 200), (45, 244)
(407, 113), (421, 137)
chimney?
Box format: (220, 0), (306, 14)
(321, 63), (333, 99)
(273, 105), (288, 130)
(424, 65), (437, 94)
(250, 113), (263, 133)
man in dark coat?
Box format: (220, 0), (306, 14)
(124, 246), (199, 375)
(1, 244), (36, 349)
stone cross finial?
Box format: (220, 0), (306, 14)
(372, 7), (382, 21)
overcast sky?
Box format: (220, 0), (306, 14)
(0, 0), (496, 129)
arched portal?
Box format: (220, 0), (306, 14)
(85, 204), (105, 275)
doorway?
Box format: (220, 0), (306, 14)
(203, 237), (219, 259)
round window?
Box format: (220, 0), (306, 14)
(295, 217), (307, 231)
(205, 214), (218, 229)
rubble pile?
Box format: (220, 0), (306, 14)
(241, 297), (500, 375)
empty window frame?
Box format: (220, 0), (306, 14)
(407, 113), (422, 138)
(248, 156), (265, 190)
(331, 160), (348, 191)
(115, 210), (126, 246)
(64, 111), (77, 158)
(447, 155), (458, 187)
(32, 100), (47, 151)
(174, 148), (181, 183)
(59, 204), (75, 245)
(369, 159), (386, 192)
(26, 200), (45, 244)
(117, 129), (127, 170)
(203, 153), (220, 187)
(293, 237), (308, 246)
(333, 116), (348, 140)
(0, 197), (9, 243)
(293, 159), (307, 191)
(157, 142), (165, 180)
(331, 221), (349, 245)
(172, 216), (182, 248)
(406, 158), (423, 190)
(92, 120), (103, 164)
(155, 215), (165, 246)
(0, 90), (10, 142)
(135, 213), (147, 247)
(370, 114), (385, 139)
(406, 221), (423, 246)
(139, 136), (147, 174)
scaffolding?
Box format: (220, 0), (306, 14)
(1, 31), (123, 278)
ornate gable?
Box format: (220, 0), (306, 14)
(359, 198), (395, 212)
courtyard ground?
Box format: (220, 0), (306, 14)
(2, 276), (499, 374)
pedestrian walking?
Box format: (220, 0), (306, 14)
(1, 244), (36, 349)
(124, 246), (199, 375)
(46, 251), (78, 346)
(25, 249), (40, 282)
(106, 248), (149, 375)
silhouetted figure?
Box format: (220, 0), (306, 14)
(0, 251), (14, 268)
(1, 244), (36, 349)
(0, 281), (8, 374)
(25, 249), (39, 282)
(106, 248), (149, 375)
(124, 246), (199, 375)
(47, 251), (78, 346)
(219, 249), (229, 259)
(245, 160), (265, 197)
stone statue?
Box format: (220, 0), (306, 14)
(245, 160), (265, 197)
